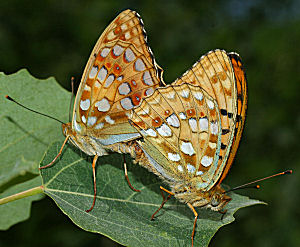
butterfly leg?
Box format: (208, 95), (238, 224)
(39, 136), (69, 169)
(187, 203), (198, 247)
(123, 154), (141, 192)
(151, 186), (174, 220)
(86, 154), (99, 213)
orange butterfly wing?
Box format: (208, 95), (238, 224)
(130, 50), (247, 191)
(217, 52), (248, 184)
(173, 50), (242, 189)
(72, 10), (164, 145)
(130, 84), (222, 185)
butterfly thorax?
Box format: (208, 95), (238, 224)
(172, 182), (231, 211)
(62, 122), (108, 156)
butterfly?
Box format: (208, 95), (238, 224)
(129, 50), (247, 246)
(41, 9), (164, 212)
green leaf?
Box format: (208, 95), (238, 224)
(0, 69), (70, 188)
(41, 142), (265, 247)
(0, 176), (44, 230)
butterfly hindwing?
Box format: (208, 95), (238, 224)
(72, 10), (163, 145)
(173, 50), (241, 189)
(131, 50), (247, 191)
(130, 84), (223, 189)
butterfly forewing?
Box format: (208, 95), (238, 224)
(131, 84), (223, 189)
(173, 50), (238, 189)
(217, 52), (248, 184)
(72, 9), (163, 145)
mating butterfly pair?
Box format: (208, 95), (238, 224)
(43, 9), (247, 246)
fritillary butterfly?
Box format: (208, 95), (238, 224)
(41, 9), (164, 212)
(129, 50), (247, 246)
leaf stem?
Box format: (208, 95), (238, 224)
(0, 186), (44, 205)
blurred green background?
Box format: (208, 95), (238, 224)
(0, 0), (299, 246)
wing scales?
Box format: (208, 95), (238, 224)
(72, 10), (163, 144)
(173, 50), (239, 189)
(130, 84), (222, 187)
(217, 52), (248, 184)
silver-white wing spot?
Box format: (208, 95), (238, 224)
(118, 83), (131, 95)
(84, 85), (91, 91)
(156, 123), (172, 137)
(180, 89), (189, 98)
(125, 32), (131, 39)
(105, 115), (115, 124)
(113, 45), (124, 56)
(121, 23), (127, 31)
(89, 66), (98, 79)
(87, 116), (97, 126)
(210, 121), (219, 135)
(193, 91), (203, 101)
(105, 74), (115, 88)
(187, 163), (196, 173)
(199, 117), (208, 131)
(196, 171), (203, 175)
(179, 112), (187, 120)
(145, 88), (154, 96)
(135, 58), (146, 71)
(95, 98), (110, 112)
(120, 97), (134, 110)
(168, 153), (181, 162)
(145, 128), (157, 137)
(188, 118), (197, 132)
(125, 48), (136, 62)
(206, 99), (215, 109)
(208, 142), (217, 149)
(73, 120), (81, 133)
(100, 48), (110, 58)
(143, 71), (153, 86)
(180, 141), (195, 156)
(177, 165), (184, 172)
(95, 122), (104, 129)
(166, 114), (180, 128)
(98, 66), (108, 82)
(201, 155), (213, 167)
(117, 76), (123, 81)
(80, 99), (90, 111)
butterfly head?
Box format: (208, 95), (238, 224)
(175, 184), (231, 211)
(208, 186), (231, 211)
(62, 122), (72, 137)
(61, 122), (104, 156)
(62, 122), (79, 149)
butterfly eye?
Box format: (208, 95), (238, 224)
(62, 123), (71, 136)
(211, 194), (221, 207)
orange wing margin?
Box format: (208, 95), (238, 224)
(217, 52), (248, 184)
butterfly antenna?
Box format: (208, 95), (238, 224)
(69, 77), (75, 122)
(225, 170), (292, 193)
(5, 95), (65, 124)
